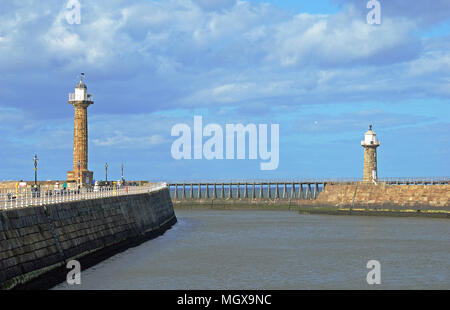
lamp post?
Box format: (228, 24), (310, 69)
(33, 154), (38, 187)
(121, 163), (124, 182)
(77, 161), (81, 187)
(105, 163), (108, 182)
(33, 154), (39, 197)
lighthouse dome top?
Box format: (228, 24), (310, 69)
(75, 81), (87, 89)
(69, 74), (93, 103)
(365, 129), (376, 136)
(361, 125), (380, 147)
(365, 125), (376, 136)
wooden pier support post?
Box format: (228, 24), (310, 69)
(174, 184), (178, 199)
(291, 183), (295, 199)
(259, 183), (263, 199)
(190, 183), (193, 199)
(213, 184), (217, 199)
(229, 183), (232, 199)
(275, 183), (279, 199)
(314, 183), (319, 199)
(306, 184), (311, 200)
(221, 183), (225, 199)
(206, 184), (209, 199)
(283, 183), (287, 199)
(182, 184), (186, 200)
(299, 184), (304, 199)
(252, 183), (256, 199)
(244, 183), (248, 199)
(197, 184), (201, 199)
(237, 183), (241, 199)
(268, 183), (271, 199)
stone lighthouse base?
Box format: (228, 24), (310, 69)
(67, 170), (94, 186)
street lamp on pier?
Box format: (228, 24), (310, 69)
(32, 155), (40, 197)
(33, 154), (38, 186)
(121, 163), (124, 183)
(77, 161), (81, 188)
(105, 162), (108, 182)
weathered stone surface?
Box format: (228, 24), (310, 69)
(67, 101), (93, 184)
(315, 184), (450, 208)
(0, 188), (175, 290)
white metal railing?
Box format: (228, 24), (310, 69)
(69, 93), (94, 102)
(0, 183), (167, 211)
(165, 177), (450, 185)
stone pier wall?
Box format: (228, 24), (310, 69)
(315, 183), (450, 209)
(0, 187), (176, 290)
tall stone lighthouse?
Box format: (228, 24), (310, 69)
(67, 76), (94, 186)
(361, 125), (380, 183)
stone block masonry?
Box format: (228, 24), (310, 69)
(0, 187), (176, 290)
(315, 183), (450, 209)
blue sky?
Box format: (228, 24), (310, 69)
(0, 0), (449, 182)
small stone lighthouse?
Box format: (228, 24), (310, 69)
(67, 75), (94, 186)
(361, 125), (380, 183)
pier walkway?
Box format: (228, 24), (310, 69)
(0, 183), (167, 210)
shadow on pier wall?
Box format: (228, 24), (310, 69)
(0, 188), (176, 290)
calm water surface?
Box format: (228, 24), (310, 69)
(54, 210), (450, 290)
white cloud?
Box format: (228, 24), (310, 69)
(0, 0), (448, 117)
(92, 132), (166, 148)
